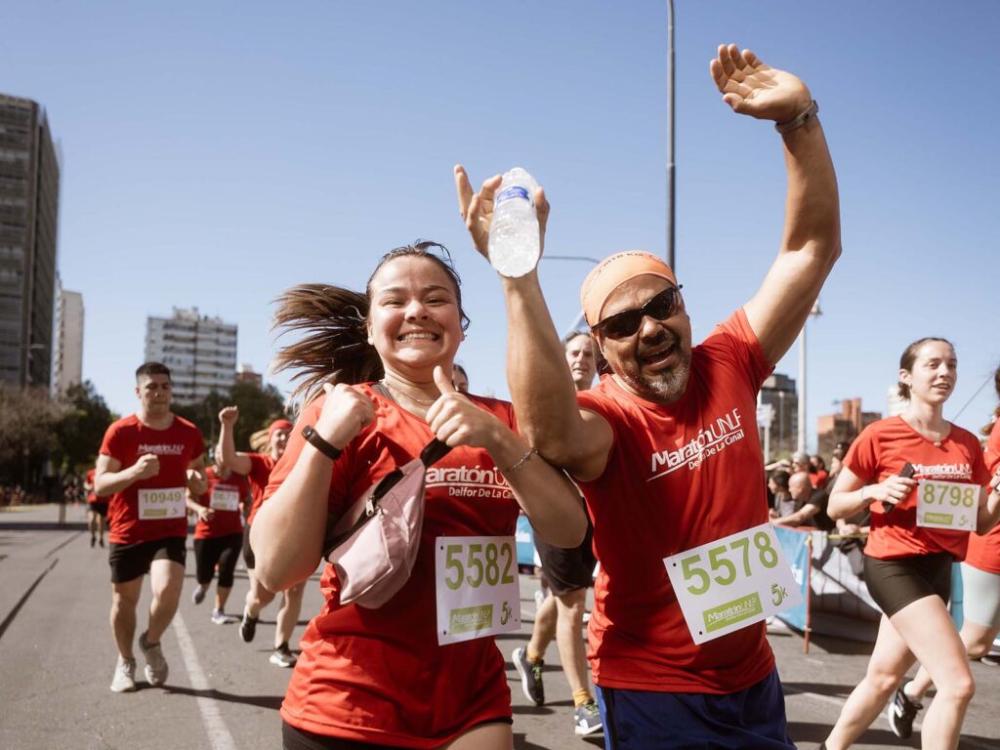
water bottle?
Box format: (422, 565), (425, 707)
(488, 167), (541, 278)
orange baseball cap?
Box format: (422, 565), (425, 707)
(580, 251), (677, 327)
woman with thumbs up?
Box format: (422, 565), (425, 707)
(250, 241), (587, 750)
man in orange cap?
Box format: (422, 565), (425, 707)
(457, 43), (839, 748)
(217, 408), (302, 668)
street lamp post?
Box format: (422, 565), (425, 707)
(797, 301), (822, 454)
(666, 0), (676, 270)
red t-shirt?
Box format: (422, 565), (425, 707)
(192, 467), (248, 540)
(964, 420), (1000, 574)
(99, 414), (205, 545)
(575, 309), (775, 694)
(267, 384), (519, 748)
(244, 453), (277, 525)
(846, 416), (991, 561)
(810, 469), (829, 489)
(85, 468), (98, 504)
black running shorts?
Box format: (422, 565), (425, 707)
(108, 536), (186, 584)
(89, 501), (109, 518)
(193, 533), (243, 588)
(535, 519), (596, 596)
(863, 551), (953, 618)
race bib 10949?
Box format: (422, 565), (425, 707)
(916, 479), (977, 532)
(435, 535), (520, 646)
(664, 522), (802, 645)
(137, 487), (187, 520)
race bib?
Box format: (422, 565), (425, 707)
(435, 535), (520, 645)
(664, 522), (802, 645)
(916, 479), (977, 531)
(137, 487), (186, 520)
(209, 487), (240, 512)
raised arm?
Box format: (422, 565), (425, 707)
(216, 406), (253, 476)
(454, 166), (613, 481)
(252, 385), (375, 592)
(710, 44), (841, 365)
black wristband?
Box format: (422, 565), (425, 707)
(302, 425), (342, 461)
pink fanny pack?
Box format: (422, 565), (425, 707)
(323, 439), (451, 609)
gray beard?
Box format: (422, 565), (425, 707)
(621, 359), (691, 404)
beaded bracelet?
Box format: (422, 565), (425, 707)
(503, 448), (538, 474)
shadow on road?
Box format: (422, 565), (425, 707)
(164, 685), (283, 710)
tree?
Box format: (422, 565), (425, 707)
(0, 385), (63, 487)
(53, 381), (116, 473)
(173, 382), (286, 454)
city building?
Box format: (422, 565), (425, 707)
(817, 398), (882, 458)
(0, 94), (60, 389)
(53, 282), (83, 395)
(760, 373), (798, 460)
(235, 362), (262, 388)
(144, 307), (237, 405)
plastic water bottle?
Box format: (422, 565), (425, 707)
(488, 167), (541, 278)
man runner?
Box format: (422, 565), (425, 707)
(85, 467), (107, 548)
(95, 362), (206, 692)
(513, 331), (603, 736)
(457, 43), (839, 748)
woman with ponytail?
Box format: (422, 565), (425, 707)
(251, 242), (587, 750)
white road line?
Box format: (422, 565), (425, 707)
(172, 612), (238, 750)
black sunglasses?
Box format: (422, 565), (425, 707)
(592, 285), (684, 339)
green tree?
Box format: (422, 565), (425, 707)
(54, 381), (116, 473)
(174, 382), (286, 454)
(0, 385), (63, 487)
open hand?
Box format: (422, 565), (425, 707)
(454, 164), (550, 260)
(710, 44), (811, 123)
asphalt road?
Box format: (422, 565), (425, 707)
(2, 504), (998, 750)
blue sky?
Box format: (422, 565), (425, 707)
(6, 1), (999, 449)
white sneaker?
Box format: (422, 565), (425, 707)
(211, 610), (236, 625)
(110, 656), (137, 693)
(139, 631), (168, 686)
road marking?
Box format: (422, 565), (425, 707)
(172, 612), (238, 750)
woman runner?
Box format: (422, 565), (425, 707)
(824, 339), (1000, 749)
(251, 242), (587, 749)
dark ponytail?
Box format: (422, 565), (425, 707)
(272, 285), (381, 401)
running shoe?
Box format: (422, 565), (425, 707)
(211, 609), (236, 625)
(90, 535), (96, 548)
(269, 643), (297, 668)
(99, 537), (105, 548)
(109, 655), (137, 693)
(512, 646), (545, 705)
(573, 701), (603, 736)
(138, 631), (168, 687)
(887, 682), (922, 739)
(239, 608), (258, 643)
(191, 586), (206, 605)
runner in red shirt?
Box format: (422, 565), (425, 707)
(186, 463), (250, 624)
(94, 362), (206, 693)
(216, 409), (300, 667)
(250, 242), (587, 749)
(85, 467), (107, 548)
(886, 364), (1000, 741)
(457, 43), (839, 748)
(825, 341), (1000, 749)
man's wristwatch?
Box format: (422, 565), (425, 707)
(302, 425), (342, 461)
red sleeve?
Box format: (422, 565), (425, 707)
(986, 420), (1000, 475)
(99, 421), (125, 461)
(711, 308), (774, 391)
(844, 422), (881, 482)
(970, 431), (992, 486)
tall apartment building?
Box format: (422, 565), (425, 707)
(53, 282), (84, 395)
(0, 94), (60, 388)
(760, 372), (798, 460)
(144, 307), (237, 405)
(817, 398), (882, 458)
